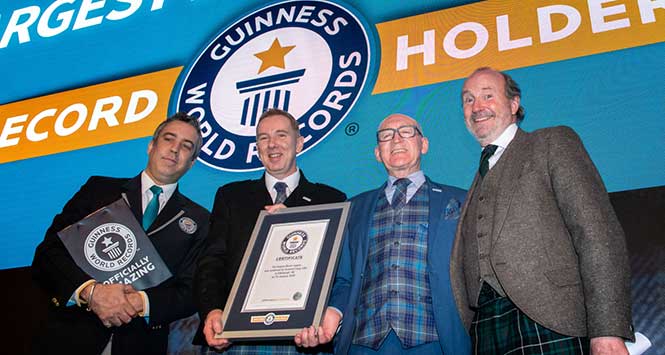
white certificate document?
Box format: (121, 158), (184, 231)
(242, 219), (329, 312)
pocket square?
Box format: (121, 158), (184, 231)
(444, 198), (461, 220)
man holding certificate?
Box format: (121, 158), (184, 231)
(32, 113), (210, 354)
(295, 114), (471, 354)
(194, 108), (346, 354)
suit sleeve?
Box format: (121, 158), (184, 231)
(547, 127), (632, 339)
(194, 187), (231, 320)
(144, 204), (209, 326)
(32, 177), (102, 305)
(328, 223), (353, 316)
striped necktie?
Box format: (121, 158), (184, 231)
(274, 182), (288, 204)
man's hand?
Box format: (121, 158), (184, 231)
(124, 286), (144, 316)
(264, 203), (287, 214)
(294, 307), (340, 347)
(590, 336), (629, 355)
(85, 283), (138, 327)
(203, 309), (231, 350)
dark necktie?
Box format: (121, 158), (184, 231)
(391, 178), (411, 210)
(274, 182), (288, 204)
(479, 144), (499, 178)
(142, 185), (163, 230)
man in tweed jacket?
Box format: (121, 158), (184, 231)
(295, 114), (470, 354)
(451, 67), (633, 354)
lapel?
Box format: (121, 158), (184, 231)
(121, 175), (143, 222)
(283, 171), (315, 207)
(427, 179), (445, 262)
(147, 188), (186, 236)
(253, 175), (274, 208)
(121, 174), (187, 236)
(491, 129), (531, 244)
(358, 186), (382, 272)
(458, 175), (480, 237)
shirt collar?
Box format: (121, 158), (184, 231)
(141, 171), (177, 199)
(264, 168), (301, 193)
(386, 170), (425, 191)
(486, 123), (518, 150)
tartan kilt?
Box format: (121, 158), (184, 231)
(470, 283), (590, 355)
(202, 341), (332, 355)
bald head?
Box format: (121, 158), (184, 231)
(374, 113), (429, 178)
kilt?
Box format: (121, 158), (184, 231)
(202, 341), (332, 355)
(470, 283), (590, 355)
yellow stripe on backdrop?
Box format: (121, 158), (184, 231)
(0, 67), (182, 164)
(373, 0), (665, 94)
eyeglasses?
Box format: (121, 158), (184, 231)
(376, 125), (422, 142)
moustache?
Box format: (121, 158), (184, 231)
(471, 110), (494, 121)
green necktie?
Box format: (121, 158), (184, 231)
(142, 185), (163, 230)
(479, 144), (498, 178)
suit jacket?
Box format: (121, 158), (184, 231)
(32, 174), (209, 355)
(193, 172), (346, 344)
(328, 178), (470, 355)
(450, 126), (633, 340)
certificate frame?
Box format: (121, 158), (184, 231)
(220, 202), (350, 340)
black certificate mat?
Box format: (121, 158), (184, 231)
(221, 202), (350, 340)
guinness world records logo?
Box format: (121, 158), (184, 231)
(281, 230), (308, 254)
(84, 223), (137, 272)
(171, 0), (373, 171)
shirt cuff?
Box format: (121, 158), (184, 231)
(138, 291), (150, 319)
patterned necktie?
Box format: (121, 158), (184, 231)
(273, 182), (288, 204)
(479, 144), (499, 178)
(391, 178), (411, 210)
(142, 185), (163, 230)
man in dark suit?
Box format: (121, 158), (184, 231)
(451, 67), (633, 354)
(194, 108), (346, 354)
(294, 114), (470, 355)
(32, 112), (210, 354)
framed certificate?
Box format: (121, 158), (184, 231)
(220, 202), (350, 340)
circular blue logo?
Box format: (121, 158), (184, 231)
(281, 230), (308, 254)
(172, 0), (372, 171)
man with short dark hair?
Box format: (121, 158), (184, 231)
(194, 108), (346, 354)
(32, 112), (210, 354)
(451, 67), (633, 354)
(295, 113), (470, 355)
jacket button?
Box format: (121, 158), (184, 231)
(51, 297), (60, 307)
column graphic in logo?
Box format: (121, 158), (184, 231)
(84, 223), (137, 272)
(172, 0), (373, 171)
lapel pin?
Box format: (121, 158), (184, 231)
(178, 217), (197, 234)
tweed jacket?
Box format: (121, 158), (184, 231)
(450, 126), (633, 340)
